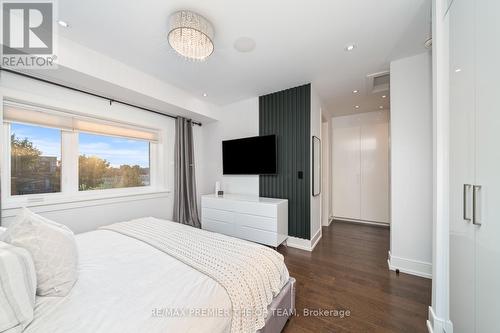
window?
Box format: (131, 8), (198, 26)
(78, 133), (150, 191)
(2, 101), (161, 205)
(10, 123), (61, 195)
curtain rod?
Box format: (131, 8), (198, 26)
(0, 67), (202, 126)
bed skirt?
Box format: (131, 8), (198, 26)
(258, 277), (296, 333)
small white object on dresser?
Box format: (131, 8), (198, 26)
(201, 194), (288, 247)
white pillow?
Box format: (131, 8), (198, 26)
(0, 241), (37, 332)
(2, 208), (78, 296)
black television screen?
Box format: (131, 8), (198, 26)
(222, 135), (277, 175)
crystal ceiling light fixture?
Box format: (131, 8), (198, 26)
(168, 10), (215, 61)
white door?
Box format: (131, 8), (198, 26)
(449, 0), (476, 331)
(449, 0), (500, 332)
(332, 118), (361, 220)
(474, 0), (500, 331)
(360, 111), (390, 223)
(332, 112), (390, 223)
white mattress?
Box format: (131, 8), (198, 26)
(24, 229), (240, 333)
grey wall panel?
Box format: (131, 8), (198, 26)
(259, 84), (311, 239)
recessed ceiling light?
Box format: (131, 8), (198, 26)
(382, 95), (387, 98)
(354, 105), (360, 109)
(345, 44), (356, 51)
(455, 68), (462, 73)
(352, 90), (359, 94)
(379, 106), (384, 109)
(202, 93), (208, 97)
(57, 20), (69, 28)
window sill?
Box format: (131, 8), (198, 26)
(1, 189), (171, 218)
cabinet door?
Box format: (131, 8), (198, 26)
(360, 111), (389, 223)
(449, 0), (476, 331)
(332, 118), (361, 220)
(474, 0), (500, 331)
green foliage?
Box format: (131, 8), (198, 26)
(11, 134), (41, 172)
(78, 155), (147, 190)
(78, 155), (110, 190)
(11, 134), (61, 194)
(117, 165), (143, 188)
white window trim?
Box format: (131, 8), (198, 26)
(1, 100), (169, 210)
(1, 191), (171, 219)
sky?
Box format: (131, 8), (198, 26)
(11, 123), (150, 168)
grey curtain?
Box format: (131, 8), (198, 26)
(173, 117), (201, 228)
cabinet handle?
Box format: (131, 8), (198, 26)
(473, 185), (482, 226)
(463, 184), (472, 221)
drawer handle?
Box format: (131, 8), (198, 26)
(472, 185), (482, 226)
(463, 184), (472, 221)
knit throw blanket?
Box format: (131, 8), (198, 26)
(100, 217), (289, 333)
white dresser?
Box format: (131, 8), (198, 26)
(201, 194), (288, 247)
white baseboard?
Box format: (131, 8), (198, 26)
(387, 251), (432, 279)
(427, 306), (453, 333)
(322, 215), (333, 227)
(427, 320), (434, 333)
(333, 216), (390, 227)
(286, 228), (322, 251)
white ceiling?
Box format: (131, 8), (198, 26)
(58, 0), (431, 117)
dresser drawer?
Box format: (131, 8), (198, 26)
(202, 208), (233, 223)
(231, 201), (277, 217)
(236, 226), (279, 247)
(203, 199), (277, 217)
(202, 218), (235, 237)
(235, 213), (277, 232)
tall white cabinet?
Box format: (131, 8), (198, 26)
(449, 0), (500, 332)
(331, 110), (389, 224)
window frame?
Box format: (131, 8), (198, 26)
(1, 101), (165, 210)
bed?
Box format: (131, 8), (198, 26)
(23, 217), (295, 333)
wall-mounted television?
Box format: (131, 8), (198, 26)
(222, 135), (277, 175)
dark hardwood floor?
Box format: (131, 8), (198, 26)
(279, 220), (431, 333)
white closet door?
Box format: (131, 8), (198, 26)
(449, 0), (476, 331)
(332, 118), (361, 220)
(360, 111), (389, 223)
(474, 0), (500, 331)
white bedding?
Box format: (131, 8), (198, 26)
(101, 217), (290, 333)
(24, 229), (238, 333)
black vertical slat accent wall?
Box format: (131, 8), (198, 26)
(259, 84), (311, 239)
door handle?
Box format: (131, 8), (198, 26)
(472, 185), (482, 226)
(463, 184), (472, 221)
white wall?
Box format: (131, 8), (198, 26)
(199, 97), (259, 197)
(321, 120), (331, 226)
(429, 0), (451, 330)
(0, 72), (180, 233)
(389, 52), (433, 278)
